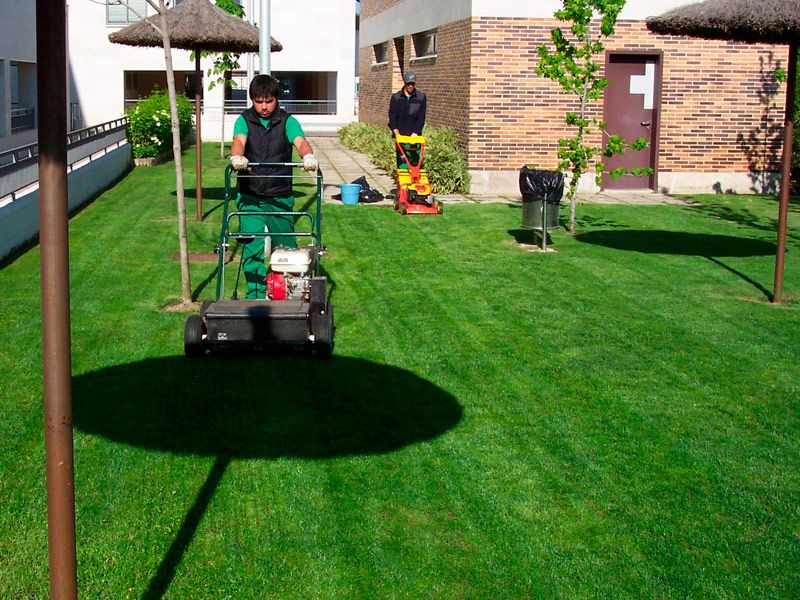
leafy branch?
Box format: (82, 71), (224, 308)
(537, 0), (652, 234)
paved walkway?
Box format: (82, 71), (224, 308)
(310, 136), (689, 206)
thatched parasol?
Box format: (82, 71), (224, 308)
(647, 0), (798, 302)
(110, 0), (282, 220)
(108, 0), (282, 53)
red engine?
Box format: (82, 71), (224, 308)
(266, 272), (287, 300)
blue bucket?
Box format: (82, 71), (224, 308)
(339, 183), (361, 205)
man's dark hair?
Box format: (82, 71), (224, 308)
(249, 75), (281, 99)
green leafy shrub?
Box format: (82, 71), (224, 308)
(422, 126), (471, 195)
(126, 89), (193, 159)
(338, 122), (470, 194)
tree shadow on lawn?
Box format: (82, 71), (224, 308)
(575, 229), (777, 300)
(176, 187), (226, 202)
(171, 187), (227, 219)
(72, 355), (462, 598)
(685, 199), (800, 243)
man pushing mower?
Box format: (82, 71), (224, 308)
(387, 73), (441, 214)
(230, 75), (318, 299)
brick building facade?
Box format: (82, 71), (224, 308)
(358, 0), (790, 195)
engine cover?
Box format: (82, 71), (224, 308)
(270, 246), (314, 275)
(266, 272), (287, 300)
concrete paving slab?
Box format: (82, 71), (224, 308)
(308, 136), (691, 207)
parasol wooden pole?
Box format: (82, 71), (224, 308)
(773, 42), (798, 303)
(195, 53), (203, 221)
(37, 0), (78, 597)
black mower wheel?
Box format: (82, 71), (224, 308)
(400, 204), (407, 215)
(314, 303), (334, 359)
(184, 314), (206, 357)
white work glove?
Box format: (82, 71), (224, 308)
(301, 153), (318, 172)
(230, 155), (249, 171)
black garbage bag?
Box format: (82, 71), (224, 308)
(519, 166), (564, 204)
(519, 167), (564, 231)
(350, 176), (384, 203)
(331, 176), (385, 203)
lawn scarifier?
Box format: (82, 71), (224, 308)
(183, 163), (334, 358)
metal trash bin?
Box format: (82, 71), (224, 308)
(519, 167), (564, 231)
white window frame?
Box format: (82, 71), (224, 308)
(107, 0), (148, 25)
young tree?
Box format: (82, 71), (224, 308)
(115, 0), (192, 304)
(537, 0), (650, 234)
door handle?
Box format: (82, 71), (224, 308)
(641, 120), (651, 126)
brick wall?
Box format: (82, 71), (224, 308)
(465, 18), (786, 174)
(358, 11), (788, 184)
(359, 19), (473, 145)
(358, 34), (405, 129)
(468, 18), (571, 171)
(611, 21), (786, 174)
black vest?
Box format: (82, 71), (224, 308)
(239, 106), (293, 197)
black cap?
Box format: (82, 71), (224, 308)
(403, 72), (417, 84)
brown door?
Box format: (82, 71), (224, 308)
(602, 54), (660, 190)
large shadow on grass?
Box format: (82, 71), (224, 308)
(73, 356), (461, 598)
(575, 230), (775, 257)
(576, 229), (777, 300)
(73, 355), (461, 459)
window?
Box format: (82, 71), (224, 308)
(412, 29), (437, 59)
(107, 0), (147, 25)
(373, 42), (389, 65)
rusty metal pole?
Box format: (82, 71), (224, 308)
(37, 0), (78, 597)
(773, 43), (798, 304)
(195, 53), (203, 221)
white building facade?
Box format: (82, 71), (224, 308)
(0, 2), (38, 152)
(0, 0), (357, 154)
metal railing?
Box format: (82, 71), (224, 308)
(0, 117), (128, 169)
(0, 117), (129, 202)
(123, 98), (338, 115)
(11, 108), (35, 134)
(224, 99), (337, 115)
(66, 117), (128, 147)
(70, 103), (83, 132)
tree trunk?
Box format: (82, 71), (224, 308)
(156, 0), (192, 304)
(567, 175), (579, 235)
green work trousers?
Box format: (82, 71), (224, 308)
(396, 143), (421, 169)
(236, 193), (296, 299)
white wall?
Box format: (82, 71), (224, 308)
(67, 0), (198, 126)
(269, 0), (356, 123)
(0, 1), (36, 146)
(65, 0), (357, 135)
(0, 1), (36, 60)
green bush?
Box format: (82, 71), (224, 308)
(422, 126), (471, 195)
(126, 89), (193, 159)
(338, 122), (471, 194)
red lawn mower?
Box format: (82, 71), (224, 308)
(393, 134), (443, 215)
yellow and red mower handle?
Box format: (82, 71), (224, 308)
(395, 134), (426, 180)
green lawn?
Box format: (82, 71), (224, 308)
(1, 144), (799, 598)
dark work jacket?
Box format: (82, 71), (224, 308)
(239, 106), (293, 197)
(388, 88), (427, 136)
